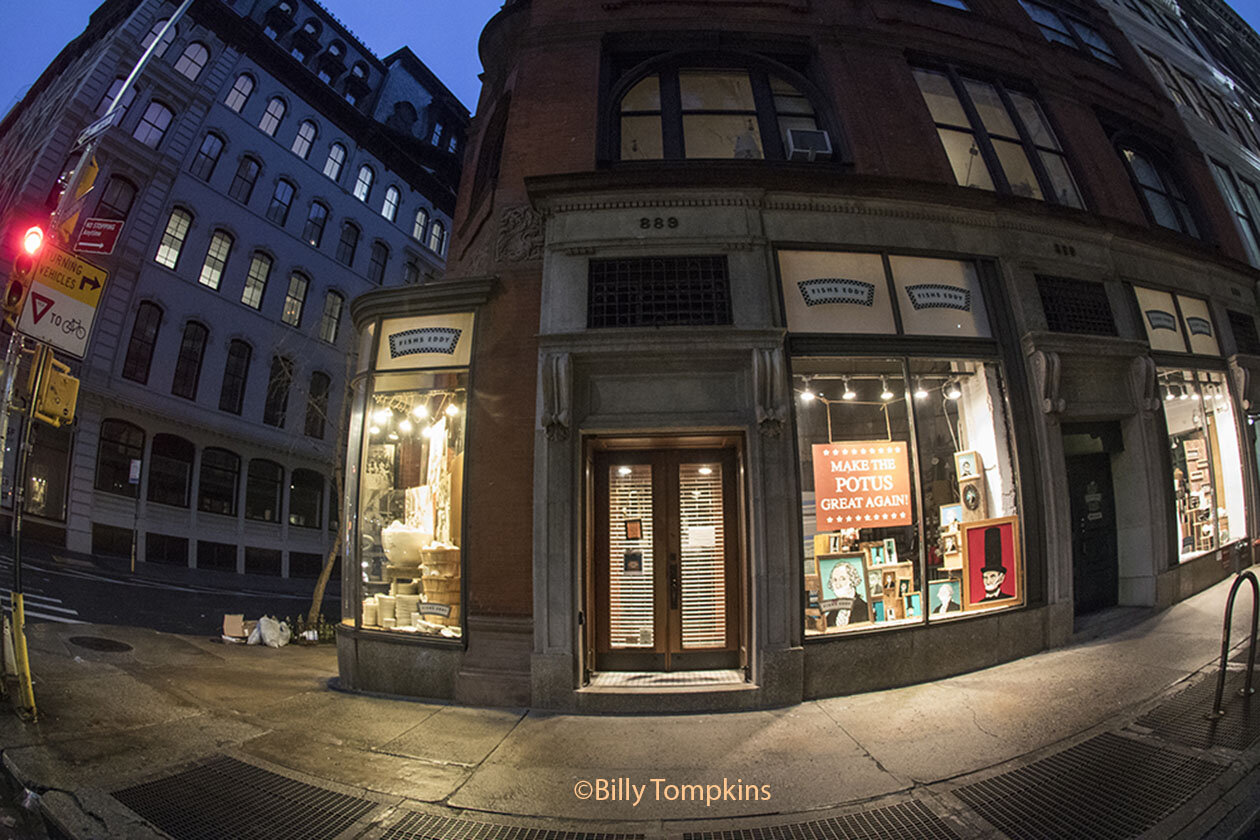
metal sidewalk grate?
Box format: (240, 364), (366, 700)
(383, 811), (644, 839)
(681, 800), (959, 840)
(1134, 671), (1260, 751)
(953, 732), (1224, 840)
(113, 755), (377, 840)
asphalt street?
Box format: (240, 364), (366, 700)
(0, 541), (339, 636)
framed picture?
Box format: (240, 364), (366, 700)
(939, 504), (963, 527)
(903, 591), (922, 618)
(882, 537), (898, 565)
(804, 573), (822, 607)
(624, 519), (642, 540)
(868, 541), (886, 566)
(815, 554), (871, 630)
(955, 450), (981, 480)
(868, 571), (884, 597)
(960, 516), (1022, 611)
(882, 570), (898, 592)
(928, 578), (963, 615)
(897, 578), (910, 597)
(941, 530), (960, 555)
(872, 600), (886, 621)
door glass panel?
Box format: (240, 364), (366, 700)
(679, 462), (726, 649)
(609, 464), (655, 648)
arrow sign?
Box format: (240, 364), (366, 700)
(79, 275), (101, 292)
(29, 293), (53, 325)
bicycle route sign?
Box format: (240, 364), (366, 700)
(17, 244), (107, 358)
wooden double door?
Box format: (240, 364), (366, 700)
(591, 447), (743, 672)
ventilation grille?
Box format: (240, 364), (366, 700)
(113, 756), (377, 840)
(1133, 670), (1260, 751)
(953, 731), (1224, 840)
(1228, 309), (1260, 355)
(384, 810), (644, 840)
(1036, 275), (1117, 336)
(589, 256), (731, 328)
(681, 799), (959, 840)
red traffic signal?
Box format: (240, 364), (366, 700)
(5, 224), (46, 328)
(21, 226), (44, 257)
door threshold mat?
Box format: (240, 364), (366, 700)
(953, 731), (1225, 840)
(113, 755), (377, 840)
(588, 670), (744, 688)
(383, 810), (644, 839)
(680, 800), (959, 840)
(1134, 670), (1260, 751)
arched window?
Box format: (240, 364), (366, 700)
(123, 302), (162, 383)
(323, 143), (346, 182)
(291, 120), (317, 159)
(281, 272), (309, 326)
(133, 101), (174, 148)
(319, 291), (343, 343)
(427, 220), (446, 255)
(140, 18), (176, 57)
(263, 356), (294, 427)
(219, 339), (251, 414)
(1118, 144), (1199, 237)
(224, 74), (254, 112)
(198, 448), (240, 516)
(228, 156), (261, 203)
(147, 434), (194, 507)
(155, 207), (192, 268)
(353, 164), (374, 201)
(335, 222), (359, 265)
(382, 185), (400, 222)
(96, 176), (137, 221)
(189, 133), (224, 180)
(305, 371), (331, 438)
(258, 97), (286, 136)
(615, 60), (828, 161)
(198, 230), (233, 290)
(403, 260), (421, 285)
(171, 321), (209, 400)
(266, 179), (295, 225)
(241, 251), (272, 309)
(96, 420), (144, 497)
(95, 77), (136, 120)
(412, 206), (429, 241)
(302, 201), (329, 247)
(173, 42), (210, 81)
(289, 469), (324, 528)
(245, 459), (283, 521)
(367, 241), (389, 283)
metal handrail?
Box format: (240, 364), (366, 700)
(1207, 569), (1258, 719)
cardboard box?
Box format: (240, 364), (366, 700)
(223, 614), (246, 638)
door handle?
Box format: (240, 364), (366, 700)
(669, 555), (680, 610)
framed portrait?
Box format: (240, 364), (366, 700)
(941, 530), (960, 555)
(881, 570), (898, 592)
(882, 537), (898, 565)
(868, 571), (884, 597)
(903, 592), (922, 618)
(897, 579), (910, 597)
(804, 573), (822, 609)
(927, 578), (963, 615)
(955, 450), (981, 480)
(960, 516), (1022, 611)
(939, 504), (963, 527)
(872, 600), (886, 621)
(624, 519), (642, 540)
(815, 554), (871, 630)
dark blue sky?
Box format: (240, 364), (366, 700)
(0, 0), (505, 118)
(2, 0), (1260, 120)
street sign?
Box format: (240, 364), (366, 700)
(74, 218), (124, 256)
(76, 112), (117, 148)
(129, 459), (141, 485)
(16, 244), (107, 359)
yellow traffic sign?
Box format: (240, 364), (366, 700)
(16, 244), (107, 358)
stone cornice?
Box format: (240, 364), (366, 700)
(350, 277), (497, 329)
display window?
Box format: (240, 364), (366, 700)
(1159, 368), (1245, 561)
(794, 357), (1021, 636)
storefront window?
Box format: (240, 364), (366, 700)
(795, 357), (1021, 635)
(358, 369), (466, 638)
(1159, 368), (1245, 561)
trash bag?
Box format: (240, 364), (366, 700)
(247, 621), (262, 645)
(258, 615), (291, 648)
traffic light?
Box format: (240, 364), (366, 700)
(4, 225), (45, 328)
(29, 350), (78, 428)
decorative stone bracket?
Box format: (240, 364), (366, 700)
(1129, 356), (1160, 415)
(1231, 362), (1252, 412)
(540, 352), (571, 441)
(1030, 350), (1065, 416)
(496, 205), (544, 263)
(753, 347), (788, 437)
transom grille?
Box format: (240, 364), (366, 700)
(588, 256), (731, 328)
(1036, 275), (1117, 336)
(1228, 309), (1260, 355)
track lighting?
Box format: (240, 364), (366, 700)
(913, 378), (928, 400)
(880, 376), (894, 401)
(842, 377), (856, 400)
(944, 378), (962, 400)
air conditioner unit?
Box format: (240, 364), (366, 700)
(787, 128), (833, 162)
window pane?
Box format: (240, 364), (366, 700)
(382, 186), (399, 222)
(324, 144), (346, 180)
(1039, 151), (1084, 208)
(133, 102), (172, 148)
(359, 370), (468, 638)
(96, 421), (144, 497)
(992, 138), (1044, 199)
(155, 209), (191, 268)
(292, 120), (316, 158)
(246, 460), (282, 521)
(198, 231), (232, 290)
(198, 449), (240, 516)
(412, 208), (430, 240)
(263, 356), (293, 427)
(123, 302), (162, 383)
(776, 250), (899, 334)
(225, 74), (253, 111)
(282, 273), (307, 326)
(302, 202), (328, 247)
(936, 128), (995, 190)
(621, 75), (660, 111)
(778, 114), (820, 156)
(914, 69), (968, 126)
(621, 115), (663, 159)
(148, 434), (193, 507)
(259, 98), (285, 135)
(679, 70), (755, 110)
(683, 114), (763, 159)
(171, 323), (207, 399)
(1069, 20), (1120, 64)
(963, 80), (1017, 137)
(1009, 93), (1058, 149)
(219, 341), (251, 414)
(354, 166), (373, 201)
(289, 469), (323, 528)
(1123, 148), (1162, 191)
(772, 78), (816, 115)
(242, 253), (271, 309)
(174, 43), (208, 80)
(889, 255), (991, 337)
(1143, 186), (1181, 229)
(320, 292), (343, 343)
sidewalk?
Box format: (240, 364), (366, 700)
(1, 571), (1258, 839)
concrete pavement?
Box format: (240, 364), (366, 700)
(0, 570), (1258, 839)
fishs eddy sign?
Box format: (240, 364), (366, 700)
(813, 441), (912, 531)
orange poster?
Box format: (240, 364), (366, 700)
(813, 441), (912, 531)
